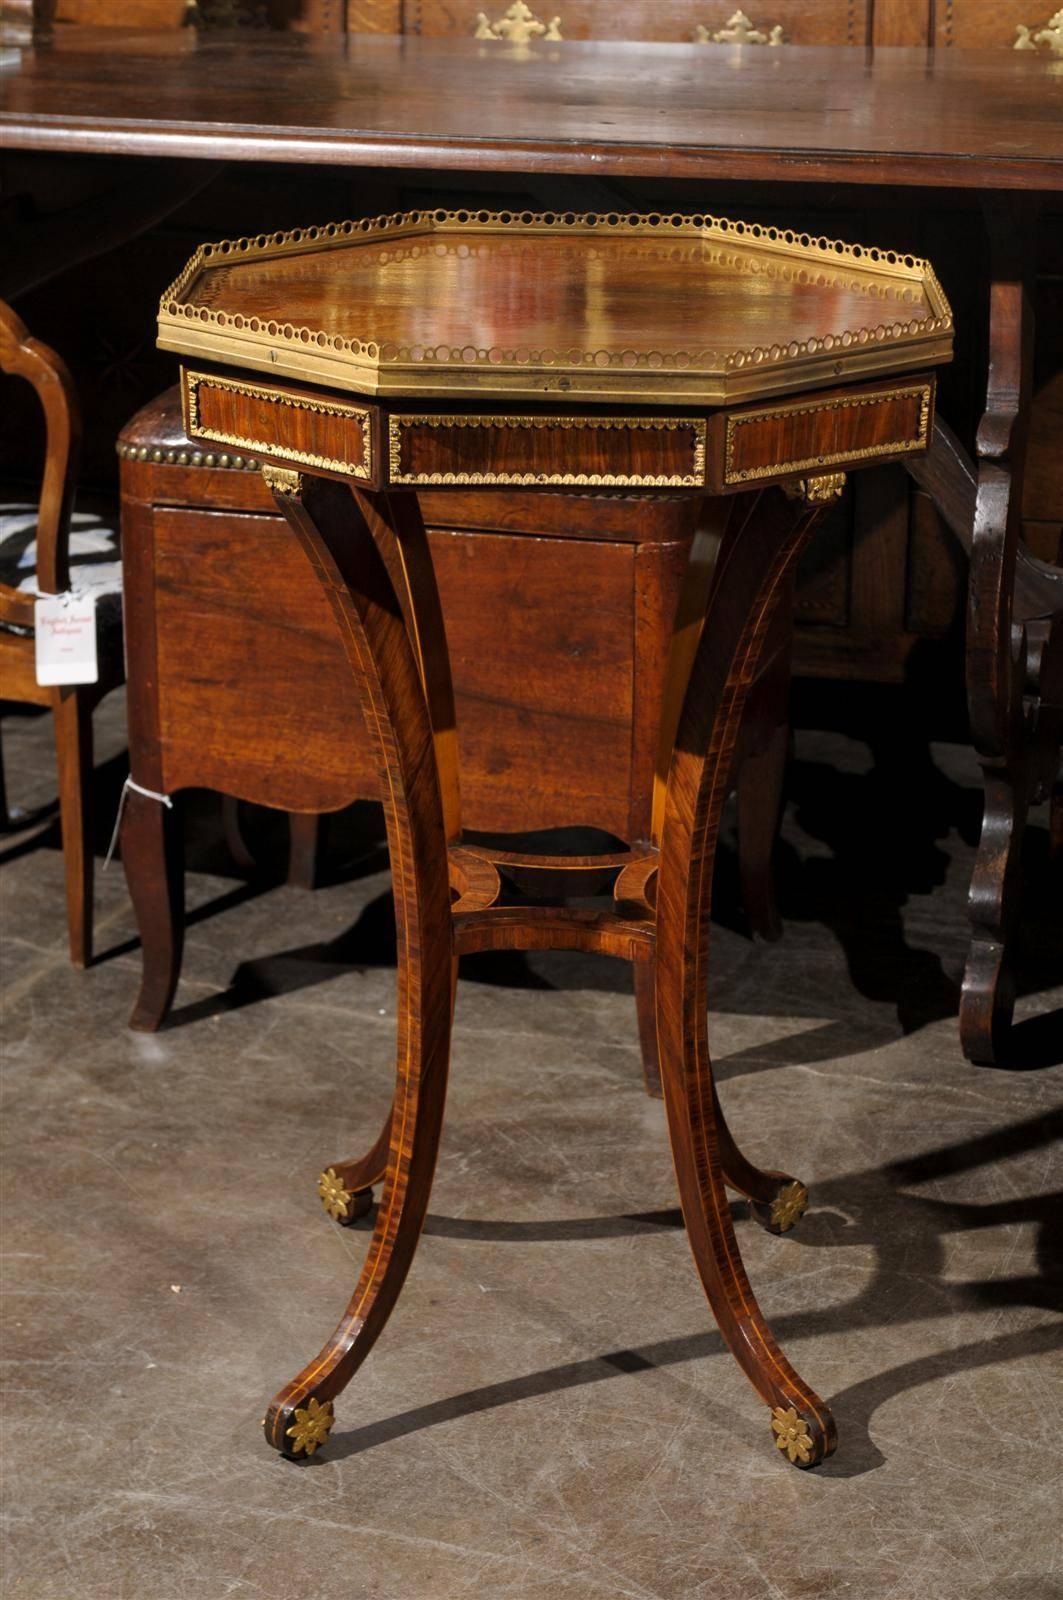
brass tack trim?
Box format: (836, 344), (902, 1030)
(115, 438), (259, 470)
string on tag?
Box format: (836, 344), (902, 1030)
(104, 776), (174, 871)
(30, 586), (86, 604)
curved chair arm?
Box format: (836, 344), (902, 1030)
(0, 299), (81, 624)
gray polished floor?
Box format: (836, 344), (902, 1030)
(2, 692), (1061, 1600)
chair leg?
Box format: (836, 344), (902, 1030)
(121, 783), (184, 1032)
(656, 485), (836, 1467)
(287, 811), (324, 890)
(959, 763), (1027, 1064)
(52, 686), (94, 967)
(262, 473), (457, 1459)
(220, 794), (256, 872)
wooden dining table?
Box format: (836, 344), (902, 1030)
(2, 28), (1061, 1061)
(2, 29), (1062, 186)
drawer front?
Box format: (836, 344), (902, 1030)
(407, 0), (869, 43)
(388, 412), (707, 488)
(182, 368), (374, 482)
(715, 379), (933, 490)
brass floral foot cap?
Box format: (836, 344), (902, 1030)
(770, 1405), (818, 1467)
(317, 1168), (375, 1226)
(282, 1396), (334, 1459)
(766, 1178), (809, 1235)
(317, 1167), (353, 1221)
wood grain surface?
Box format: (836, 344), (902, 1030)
(3, 32), (1062, 190)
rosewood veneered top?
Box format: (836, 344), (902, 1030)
(3, 30), (1063, 192)
(157, 210), (953, 405)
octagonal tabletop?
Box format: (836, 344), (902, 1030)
(158, 210), (953, 406)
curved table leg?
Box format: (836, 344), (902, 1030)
(710, 1078), (810, 1236)
(262, 472), (456, 1459)
(118, 489), (186, 1030)
(317, 1110), (394, 1226)
(735, 718), (788, 944)
(288, 811), (324, 890)
(220, 794), (255, 873)
(318, 961), (463, 1229)
(657, 485), (837, 1468)
(123, 784), (184, 1033)
(634, 956), (808, 1232)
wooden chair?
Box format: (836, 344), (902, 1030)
(0, 302), (125, 965)
(910, 209), (1063, 1062)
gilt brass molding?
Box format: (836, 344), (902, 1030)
(388, 413), (707, 489)
(261, 465), (304, 495)
(724, 383), (932, 486)
(784, 473), (847, 505)
(158, 209), (954, 407)
(1014, 9), (1063, 49)
(183, 370), (372, 481)
(694, 10), (784, 44)
(474, 2), (562, 40)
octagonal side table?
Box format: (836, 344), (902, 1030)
(144, 209), (954, 1469)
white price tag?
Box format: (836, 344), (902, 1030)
(34, 592), (99, 686)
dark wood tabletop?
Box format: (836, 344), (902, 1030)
(2, 29), (1062, 191)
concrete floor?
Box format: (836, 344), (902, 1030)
(2, 691), (1061, 1600)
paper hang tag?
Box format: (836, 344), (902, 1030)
(34, 592), (99, 687)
